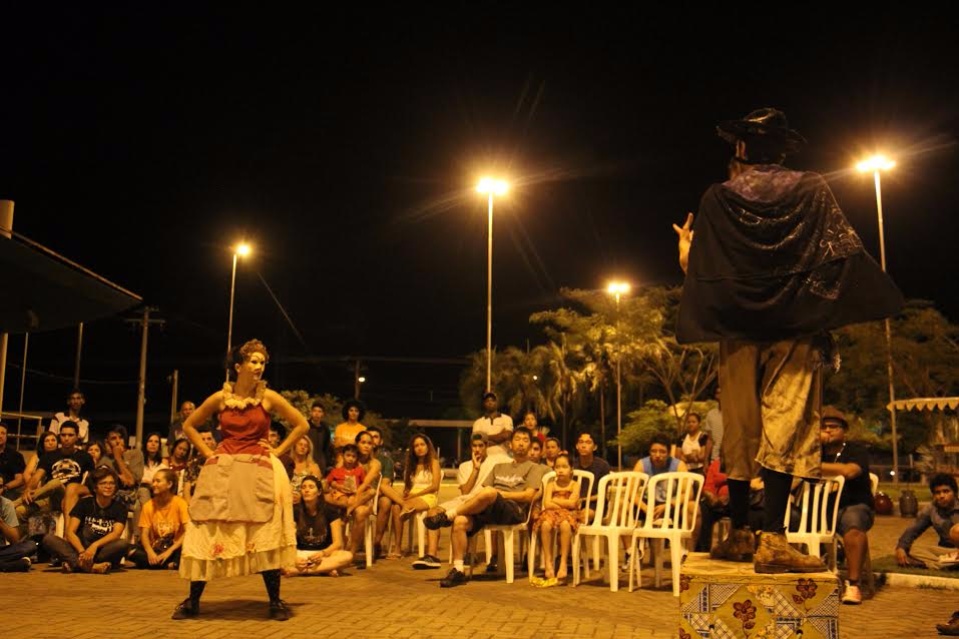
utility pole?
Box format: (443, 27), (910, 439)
(125, 308), (164, 444)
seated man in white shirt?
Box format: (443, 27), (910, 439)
(413, 433), (495, 569)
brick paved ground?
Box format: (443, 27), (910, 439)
(8, 489), (956, 639)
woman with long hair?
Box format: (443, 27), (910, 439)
(387, 433), (440, 559)
(284, 475), (352, 576)
(172, 339), (308, 622)
(22, 431), (58, 486)
(131, 468), (189, 570)
(289, 435), (320, 499)
(138, 432), (168, 505)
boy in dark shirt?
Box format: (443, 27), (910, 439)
(42, 467), (129, 573)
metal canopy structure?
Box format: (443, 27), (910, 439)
(0, 232), (142, 333)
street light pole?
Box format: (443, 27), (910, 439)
(226, 243), (251, 382)
(858, 155), (898, 483)
(607, 281), (630, 470)
(477, 178), (508, 393)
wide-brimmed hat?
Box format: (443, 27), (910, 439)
(717, 107), (806, 154)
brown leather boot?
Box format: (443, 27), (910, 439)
(710, 527), (756, 562)
(753, 532), (826, 574)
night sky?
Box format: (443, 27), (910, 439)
(2, 8), (957, 427)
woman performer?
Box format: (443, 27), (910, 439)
(172, 339), (308, 621)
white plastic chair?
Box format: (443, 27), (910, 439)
(527, 469), (594, 575)
(475, 492), (539, 584)
(362, 480), (382, 567)
(784, 475), (845, 572)
(628, 471), (704, 596)
(869, 472), (879, 496)
(571, 471), (648, 592)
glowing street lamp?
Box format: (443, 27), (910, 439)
(857, 154), (899, 482)
(477, 177), (509, 393)
(226, 242), (252, 381)
(607, 280), (631, 470)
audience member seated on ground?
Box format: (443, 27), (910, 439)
(19, 422), (94, 522)
(529, 439), (544, 464)
(99, 426), (143, 525)
(85, 440), (111, 469)
(543, 437), (562, 469)
(348, 430), (382, 560)
(424, 426), (547, 588)
(532, 452), (581, 584)
(130, 468), (188, 570)
(575, 432), (610, 518)
(675, 412), (711, 475)
(283, 475), (353, 576)
(182, 428), (217, 501)
(819, 406), (874, 605)
(522, 411), (547, 444)
(896, 473), (959, 570)
(49, 389), (90, 443)
(139, 432), (168, 508)
(333, 400), (367, 467)
(388, 434), (440, 559)
(417, 432), (495, 570)
(0, 495), (37, 572)
(325, 444), (366, 515)
(290, 435), (321, 500)
(366, 426), (397, 556)
(42, 467), (129, 574)
(0, 423), (27, 500)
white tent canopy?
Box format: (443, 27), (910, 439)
(887, 397), (959, 412)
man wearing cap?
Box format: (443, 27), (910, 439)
(820, 406), (874, 604)
(673, 108), (901, 573)
(472, 392), (513, 463)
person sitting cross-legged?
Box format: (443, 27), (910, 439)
(42, 466), (129, 574)
(284, 475), (353, 576)
(130, 468), (189, 570)
(424, 426), (547, 588)
(0, 495), (37, 572)
(897, 473), (959, 571)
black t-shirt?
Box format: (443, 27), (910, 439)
(293, 501), (341, 551)
(70, 496), (127, 545)
(0, 448), (26, 484)
(39, 449), (95, 485)
(829, 441), (873, 510)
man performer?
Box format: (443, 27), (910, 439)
(673, 108), (901, 573)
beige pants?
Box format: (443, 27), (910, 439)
(719, 337), (823, 481)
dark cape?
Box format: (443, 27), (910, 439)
(677, 165), (903, 344)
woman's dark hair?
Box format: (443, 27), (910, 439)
(142, 431), (165, 465)
(685, 412), (702, 424)
(403, 434), (437, 491)
(36, 430), (58, 455)
(341, 399), (366, 422)
(86, 439), (106, 461)
(170, 437), (192, 459)
(299, 474), (321, 494)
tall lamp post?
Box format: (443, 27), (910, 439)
(856, 154), (899, 483)
(477, 177), (509, 393)
(607, 281), (630, 470)
(226, 242), (252, 382)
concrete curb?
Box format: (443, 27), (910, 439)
(882, 571), (959, 591)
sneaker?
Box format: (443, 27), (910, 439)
(269, 599), (291, 621)
(842, 582), (862, 605)
(938, 619), (959, 636)
(753, 532), (826, 574)
(413, 555), (442, 570)
(439, 567), (467, 588)
(0, 557), (31, 572)
(171, 598), (198, 620)
(423, 512), (452, 530)
(48, 556), (61, 568)
(710, 527), (756, 563)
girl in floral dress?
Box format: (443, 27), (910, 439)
(532, 453), (581, 584)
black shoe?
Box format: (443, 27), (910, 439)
(269, 599), (291, 621)
(485, 557), (499, 574)
(171, 598), (198, 620)
(415, 554), (441, 569)
(439, 567), (467, 588)
(423, 512), (452, 530)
